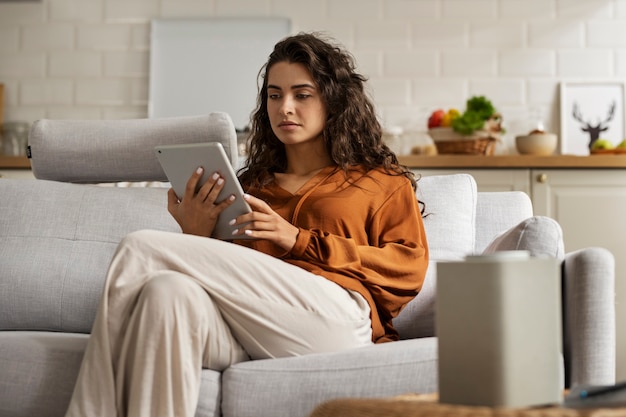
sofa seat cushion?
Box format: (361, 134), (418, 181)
(0, 180), (180, 333)
(0, 331), (221, 417)
(0, 331), (87, 417)
(221, 337), (438, 417)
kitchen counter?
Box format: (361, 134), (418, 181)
(4, 154), (626, 171)
(398, 154), (626, 169)
(0, 156), (30, 169)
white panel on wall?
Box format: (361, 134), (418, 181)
(148, 17), (290, 130)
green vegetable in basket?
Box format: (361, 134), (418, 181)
(451, 112), (485, 135)
(466, 96), (495, 120)
(452, 96), (496, 135)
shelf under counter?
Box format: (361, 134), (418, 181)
(397, 154), (626, 169)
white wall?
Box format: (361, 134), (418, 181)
(1, 0), (625, 153)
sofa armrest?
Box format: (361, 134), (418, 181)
(563, 247), (616, 388)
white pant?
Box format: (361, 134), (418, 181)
(65, 229), (372, 417)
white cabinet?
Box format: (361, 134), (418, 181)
(531, 169), (626, 381)
(417, 169), (530, 193)
(417, 167), (626, 380)
(0, 169), (34, 179)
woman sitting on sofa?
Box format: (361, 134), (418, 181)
(65, 32), (428, 417)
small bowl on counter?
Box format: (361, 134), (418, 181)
(515, 132), (558, 156)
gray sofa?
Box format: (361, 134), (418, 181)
(0, 113), (616, 417)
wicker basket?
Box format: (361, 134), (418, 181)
(428, 127), (499, 155)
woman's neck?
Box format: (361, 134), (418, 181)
(283, 142), (333, 176)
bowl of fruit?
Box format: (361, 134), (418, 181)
(590, 138), (626, 154)
(427, 96), (503, 155)
(515, 129), (558, 156)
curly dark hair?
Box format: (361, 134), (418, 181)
(238, 32), (416, 190)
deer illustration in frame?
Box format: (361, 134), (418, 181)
(560, 81), (626, 155)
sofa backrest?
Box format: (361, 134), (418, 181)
(0, 113), (238, 333)
(0, 181), (177, 333)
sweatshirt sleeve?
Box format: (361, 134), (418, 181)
(289, 180), (429, 319)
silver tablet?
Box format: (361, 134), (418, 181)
(154, 142), (252, 240)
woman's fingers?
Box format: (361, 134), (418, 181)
(183, 166), (204, 201)
(168, 168), (237, 237)
(230, 195), (268, 228)
(227, 194), (298, 250)
(216, 194), (237, 211)
(166, 188), (180, 215)
(177, 167), (229, 208)
(242, 193), (272, 213)
(196, 172), (222, 203)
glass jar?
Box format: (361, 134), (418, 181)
(382, 126), (404, 155)
(1, 122), (30, 156)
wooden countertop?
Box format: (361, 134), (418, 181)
(0, 156), (31, 169)
(3, 154), (626, 170)
(398, 154), (626, 169)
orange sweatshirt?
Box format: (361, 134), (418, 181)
(238, 165), (429, 343)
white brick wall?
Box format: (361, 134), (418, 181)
(20, 79), (73, 105)
(22, 23), (75, 51)
(0, 26), (20, 53)
(49, 52), (102, 77)
(442, 0), (497, 19)
(1, 0), (626, 152)
(48, 0), (103, 21)
(527, 21), (585, 48)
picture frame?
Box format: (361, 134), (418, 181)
(560, 81), (626, 155)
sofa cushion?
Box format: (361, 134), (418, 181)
(221, 337), (437, 417)
(0, 180), (180, 333)
(482, 216), (564, 260)
(394, 173), (477, 340)
(415, 173), (477, 261)
(474, 191), (533, 253)
(29, 112), (238, 183)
